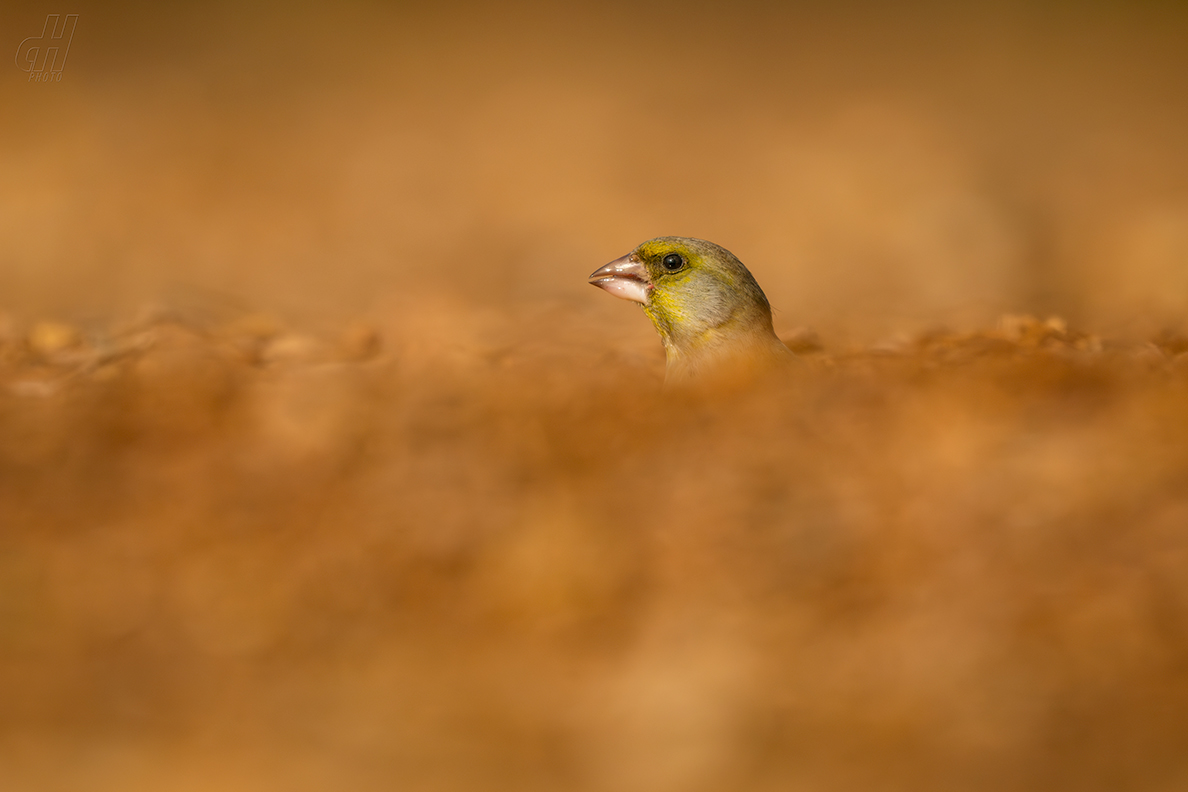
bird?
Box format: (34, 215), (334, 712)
(588, 237), (794, 384)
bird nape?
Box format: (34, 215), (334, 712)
(589, 236), (794, 385)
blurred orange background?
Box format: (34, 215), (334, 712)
(3, 0), (1188, 339)
(3, 2), (1188, 791)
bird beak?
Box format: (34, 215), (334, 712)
(588, 254), (650, 304)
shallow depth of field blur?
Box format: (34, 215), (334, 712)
(4, 1), (1188, 790)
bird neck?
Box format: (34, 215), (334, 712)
(654, 312), (791, 385)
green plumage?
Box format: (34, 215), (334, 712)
(590, 237), (794, 384)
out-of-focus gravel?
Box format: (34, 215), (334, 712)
(3, 310), (1188, 792)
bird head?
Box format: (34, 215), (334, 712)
(589, 237), (791, 383)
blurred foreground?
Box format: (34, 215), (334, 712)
(2, 310), (1188, 792)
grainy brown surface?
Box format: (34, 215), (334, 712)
(3, 2), (1188, 790)
(3, 314), (1188, 792)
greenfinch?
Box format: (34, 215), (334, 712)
(589, 237), (794, 384)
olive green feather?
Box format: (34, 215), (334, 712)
(592, 236), (794, 384)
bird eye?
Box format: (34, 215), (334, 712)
(662, 253), (684, 271)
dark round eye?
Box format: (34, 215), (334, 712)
(662, 253), (684, 271)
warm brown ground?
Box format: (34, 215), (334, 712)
(3, 1), (1188, 790)
(4, 313), (1188, 792)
